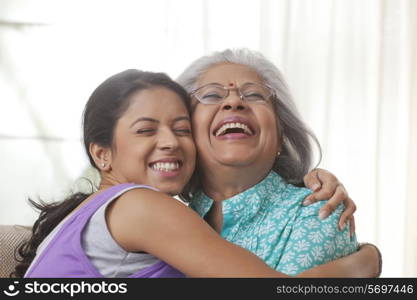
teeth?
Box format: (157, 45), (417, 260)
(215, 122), (253, 137)
(151, 162), (180, 171)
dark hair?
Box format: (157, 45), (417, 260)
(12, 69), (191, 277)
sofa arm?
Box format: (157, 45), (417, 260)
(0, 225), (32, 278)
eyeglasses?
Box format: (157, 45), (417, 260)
(190, 82), (274, 105)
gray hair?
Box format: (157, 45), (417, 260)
(177, 48), (321, 189)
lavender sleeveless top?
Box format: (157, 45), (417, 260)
(24, 183), (185, 278)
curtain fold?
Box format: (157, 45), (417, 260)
(404, 0), (417, 277)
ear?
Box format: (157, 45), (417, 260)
(89, 143), (112, 172)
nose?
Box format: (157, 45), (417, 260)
(220, 90), (247, 111)
(157, 128), (180, 151)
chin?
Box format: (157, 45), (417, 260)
(156, 184), (183, 196)
(216, 154), (256, 166)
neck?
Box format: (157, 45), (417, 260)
(200, 164), (271, 202)
(98, 172), (123, 191)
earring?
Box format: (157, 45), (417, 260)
(101, 163), (105, 168)
(277, 151), (281, 157)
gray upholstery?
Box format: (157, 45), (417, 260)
(0, 225), (31, 278)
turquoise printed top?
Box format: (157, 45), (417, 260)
(190, 171), (358, 275)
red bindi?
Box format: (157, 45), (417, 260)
(229, 83), (234, 87)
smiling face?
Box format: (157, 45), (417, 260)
(108, 87), (196, 195)
(192, 63), (280, 176)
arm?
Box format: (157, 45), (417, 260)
(303, 168), (356, 235)
(106, 188), (290, 277)
(300, 243), (382, 278)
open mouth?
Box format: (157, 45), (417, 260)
(149, 160), (182, 172)
(213, 122), (254, 137)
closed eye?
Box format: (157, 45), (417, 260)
(243, 93), (267, 101)
(244, 93), (264, 98)
(136, 129), (155, 134)
(174, 128), (192, 135)
(202, 93), (223, 99)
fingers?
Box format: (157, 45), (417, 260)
(306, 182), (341, 205)
(337, 196), (356, 231)
(302, 169), (357, 228)
(303, 169), (340, 204)
(306, 182), (346, 211)
(318, 201), (337, 220)
(313, 185), (354, 223)
(303, 169), (322, 193)
(349, 215), (356, 237)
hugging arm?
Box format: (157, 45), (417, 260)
(106, 189), (291, 277)
(105, 189), (380, 278)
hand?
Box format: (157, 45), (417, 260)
(358, 243), (383, 277)
(303, 168), (356, 236)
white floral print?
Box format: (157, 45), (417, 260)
(191, 171), (358, 275)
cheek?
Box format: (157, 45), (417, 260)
(184, 138), (197, 162)
(192, 107), (213, 141)
(260, 110), (280, 147)
(114, 138), (150, 167)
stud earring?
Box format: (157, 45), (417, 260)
(277, 151), (281, 157)
(101, 163), (105, 168)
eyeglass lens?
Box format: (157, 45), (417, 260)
(194, 83), (271, 104)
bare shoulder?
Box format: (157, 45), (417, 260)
(106, 187), (201, 252)
(114, 187), (189, 216)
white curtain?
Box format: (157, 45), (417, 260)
(0, 0), (415, 277)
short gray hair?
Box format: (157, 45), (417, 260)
(177, 48), (321, 189)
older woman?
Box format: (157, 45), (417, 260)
(177, 49), (380, 276)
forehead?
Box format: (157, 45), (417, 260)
(197, 63), (264, 86)
(122, 88), (188, 119)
